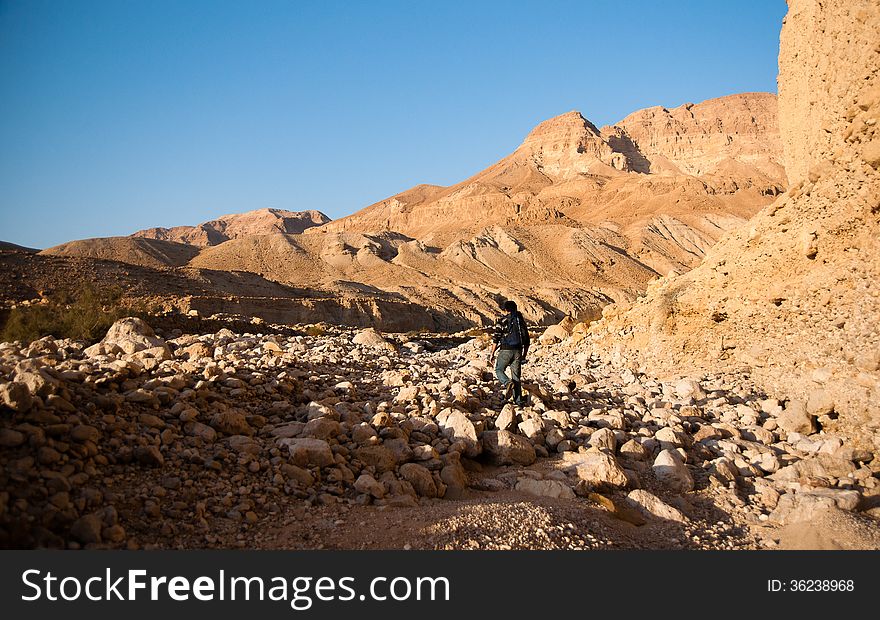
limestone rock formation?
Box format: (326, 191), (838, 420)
(587, 0), (880, 448)
(131, 208), (331, 247)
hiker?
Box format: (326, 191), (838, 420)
(490, 300), (530, 405)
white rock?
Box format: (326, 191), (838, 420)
(653, 449), (694, 493)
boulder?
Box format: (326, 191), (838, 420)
(562, 451), (629, 489)
(101, 317), (170, 356)
(354, 473), (385, 499)
(354, 445), (398, 472)
(301, 417), (341, 440)
(674, 378), (705, 401)
(282, 438), (335, 468)
(437, 409), (481, 458)
(652, 449), (694, 493)
(769, 489), (861, 525)
(209, 411), (253, 436)
(539, 323), (571, 344)
(515, 478), (575, 499)
(352, 328), (394, 351)
(625, 489), (688, 523)
(495, 405), (517, 432)
(399, 463), (438, 498)
(777, 400), (816, 435)
(0, 381), (33, 411)
(589, 427), (617, 452)
(70, 513), (103, 545)
(440, 462), (468, 499)
(481, 430), (536, 466)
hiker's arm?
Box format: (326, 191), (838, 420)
(521, 318), (530, 361)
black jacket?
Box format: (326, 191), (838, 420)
(496, 311), (530, 353)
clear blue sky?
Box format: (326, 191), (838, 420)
(0, 0), (787, 249)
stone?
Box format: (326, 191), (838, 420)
(481, 430), (536, 466)
(625, 489), (688, 523)
(0, 381), (33, 411)
(399, 463), (438, 498)
(517, 417), (544, 441)
(589, 427), (617, 452)
(383, 437), (413, 464)
(282, 438), (335, 468)
(0, 428), (26, 448)
(769, 489), (861, 525)
(226, 435), (261, 455)
(354, 473), (385, 499)
(674, 378), (705, 400)
(437, 409), (481, 458)
(655, 427), (685, 448)
(539, 324), (571, 343)
(806, 390), (835, 416)
(102, 317), (170, 356)
(619, 439), (648, 460)
(352, 328), (394, 351)
(440, 462), (468, 499)
(652, 449), (694, 493)
(70, 425), (100, 443)
(777, 400), (816, 435)
(302, 417), (341, 440)
(70, 513), (103, 545)
(186, 422), (217, 443)
(182, 342), (213, 360)
(515, 478), (575, 499)
(351, 423), (378, 445)
(271, 422), (305, 439)
(563, 451), (629, 489)
(394, 385), (420, 403)
(209, 411), (253, 436)
(134, 445), (164, 467)
(354, 445), (398, 472)
(495, 405), (517, 432)
(281, 464), (314, 487)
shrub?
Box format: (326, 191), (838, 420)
(1, 284), (146, 344)
(304, 324), (326, 337)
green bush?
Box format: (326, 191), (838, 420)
(1, 284), (145, 344)
(304, 324), (326, 337)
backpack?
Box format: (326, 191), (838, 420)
(494, 312), (523, 347)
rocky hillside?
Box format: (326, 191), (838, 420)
(586, 0), (880, 449)
(131, 208), (331, 247)
(0, 242), (37, 253)
(25, 94), (787, 330)
(2, 317), (878, 549)
(42, 237), (200, 269)
(317, 94), (784, 245)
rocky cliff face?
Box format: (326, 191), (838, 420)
(317, 93), (785, 241)
(588, 0), (880, 446)
(131, 208), (331, 247)
(606, 92), (784, 181)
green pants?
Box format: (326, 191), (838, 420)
(495, 348), (522, 385)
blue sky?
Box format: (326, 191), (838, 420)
(0, 0), (787, 249)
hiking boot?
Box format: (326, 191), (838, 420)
(502, 382), (514, 401)
(514, 396), (528, 406)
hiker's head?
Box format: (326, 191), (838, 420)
(502, 300), (517, 313)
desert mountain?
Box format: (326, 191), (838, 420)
(43, 237), (200, 269)
(28, 93), (785, 328)
(0, 241), (37, 253)
(315, 93), (784, 242)
(587, 0), (879, 445)
(131, 208), (330, 247)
